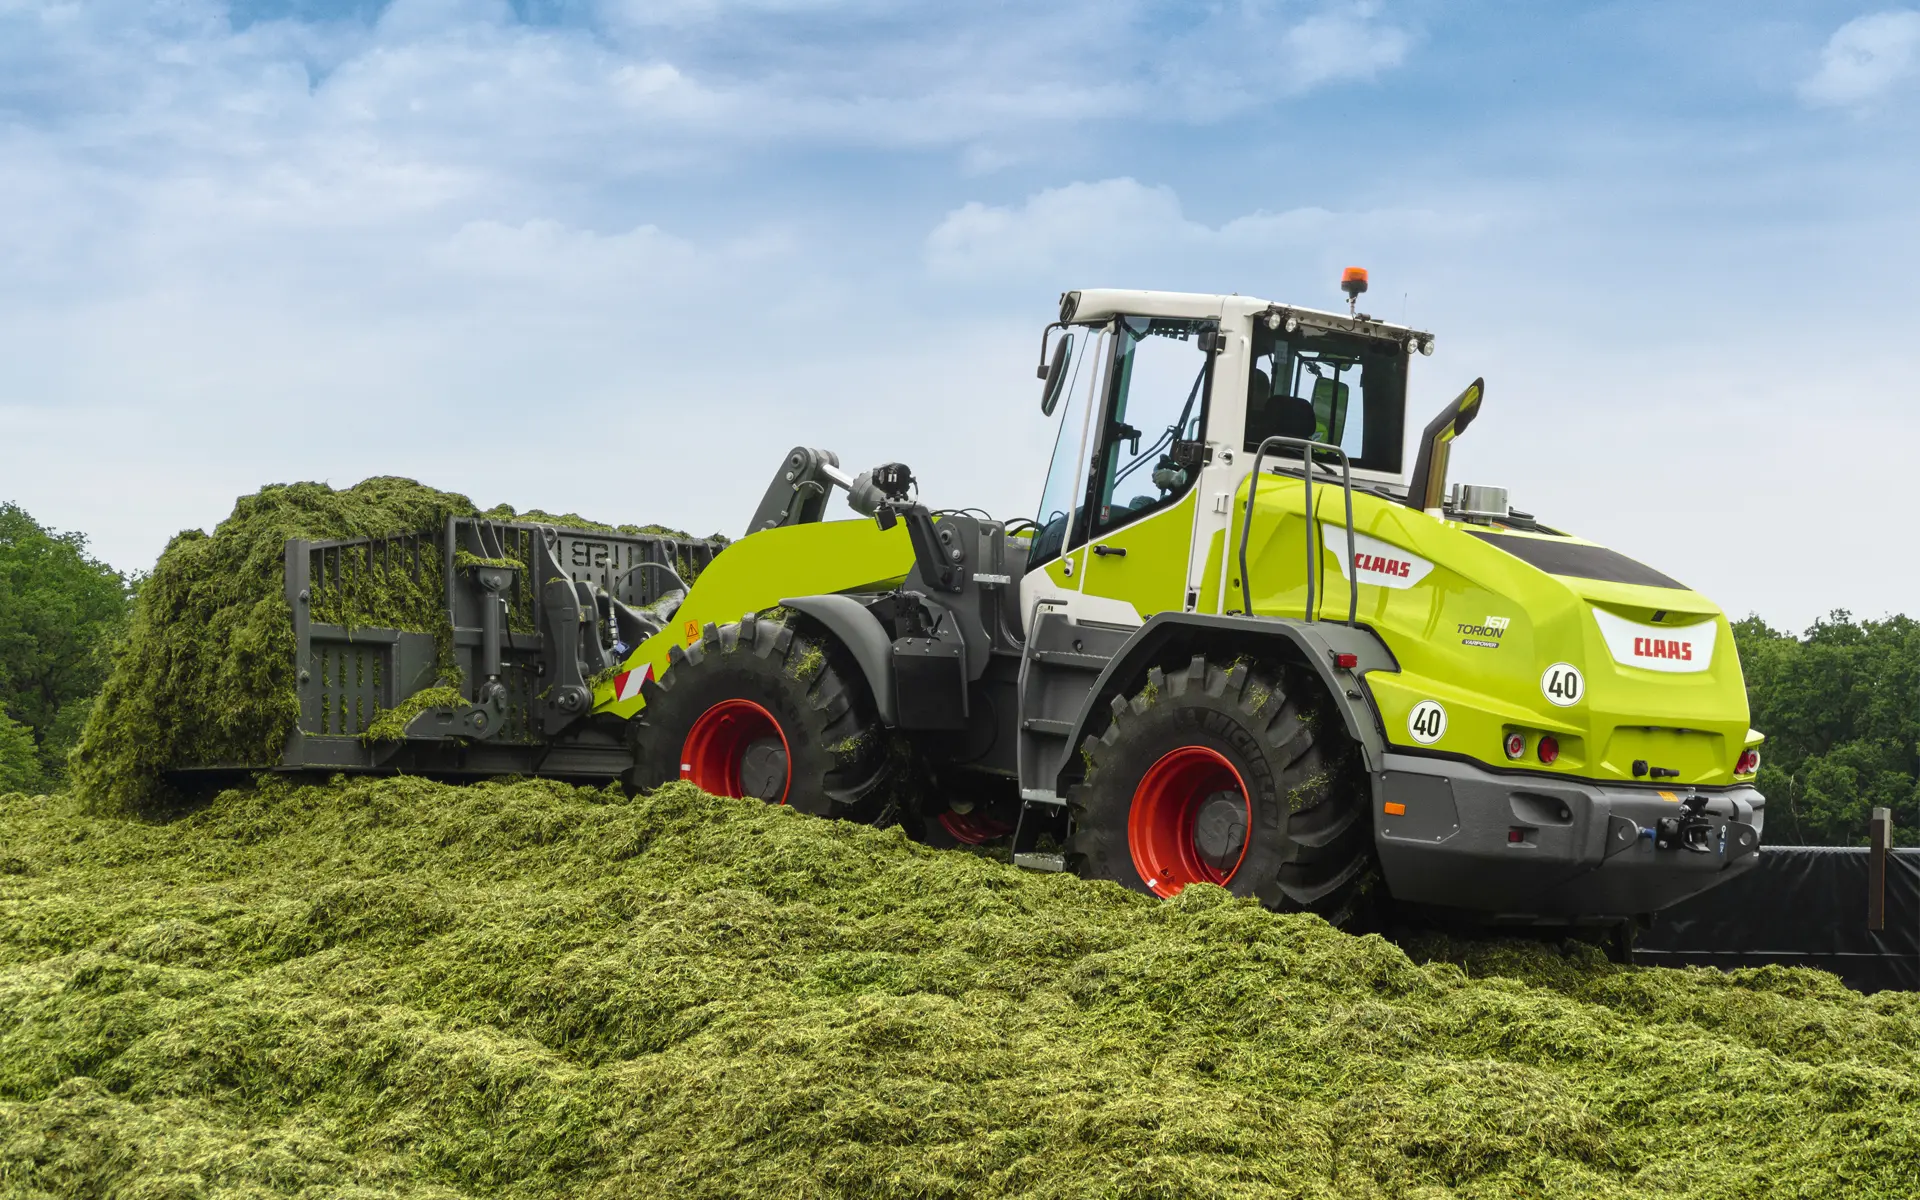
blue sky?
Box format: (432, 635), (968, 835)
(3, 0), (1917, 629)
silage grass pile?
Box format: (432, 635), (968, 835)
(2, 777), (1917, 1198)
(68, 477), (703, 816)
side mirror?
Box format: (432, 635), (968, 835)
(1039, 331), (1073, 415)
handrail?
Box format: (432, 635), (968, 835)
(1235, 437), (1358, 626)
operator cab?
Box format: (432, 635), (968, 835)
(1027, 286), (1433, 597)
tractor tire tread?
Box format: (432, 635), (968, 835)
(1063, 652), (1379, 926)
(627, 617), (896, 820)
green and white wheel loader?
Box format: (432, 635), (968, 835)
(608, 282), (1765, 930)
(259, 279), (1768, 932)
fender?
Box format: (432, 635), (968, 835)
(779, 594), (899, 724)
(1041, 612), (1400, 795)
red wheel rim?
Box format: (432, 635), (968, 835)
(1127, 745), (1252, 897)
(681, 699), (791, 804)
(936, 809), (1013, 845)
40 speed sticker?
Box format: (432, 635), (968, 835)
(1407, 699), (1447, 745)
(1541, 662), (1584, 707)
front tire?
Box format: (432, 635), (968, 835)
(1064, 654), (1377, 925)
(626, 615), (897, 819)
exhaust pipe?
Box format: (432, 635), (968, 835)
(1404, 377), (1485, 515)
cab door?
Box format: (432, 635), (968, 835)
(1075, 315), (1215, 623)
(1020, 323), (1119, 630)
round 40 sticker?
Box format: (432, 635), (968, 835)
(1541, 662), (1584, 707)
(1407, 699), (1447, 745)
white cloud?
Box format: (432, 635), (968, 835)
(927, 179), (1189, 278)
(1799, 9), (1920, 108)
(438, 219), (699, 280)
(596, 0), (884, 31)
(924, 178), (1471, 283)
(1149, 0), (1413, 113)
(0, 0), (1419, 244)
(1276, 3), (1413, 93)
(8, 0), (1920, 633)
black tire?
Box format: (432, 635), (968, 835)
(626, 615), (898, 819)
(1063, 653), (1378, 926)
(1571, 919), (1638, 965)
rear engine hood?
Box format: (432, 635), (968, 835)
(1469, 529), (1749, 786)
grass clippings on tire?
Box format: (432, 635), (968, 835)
(2, 776), (1916, 1198)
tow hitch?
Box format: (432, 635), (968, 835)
(1653, 794), (1716, 853)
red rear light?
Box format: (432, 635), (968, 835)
(1333, 652), (1358, 669)
(1538, 735), (1560, 765)
(1736, 749), (1760, 775)
(1504, 732), (1525, 760)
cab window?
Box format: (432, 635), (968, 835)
(1089, 316), (1211, 535)
(1243, 323), (1406, 473)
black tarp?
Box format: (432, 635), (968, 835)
(1636, 847), (1919, 993)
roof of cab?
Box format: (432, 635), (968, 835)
(1061, 288), (1432, 345)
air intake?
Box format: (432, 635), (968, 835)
(1452, 484), (1509, 522)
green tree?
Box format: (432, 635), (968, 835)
(1733, 611), (1920, 847)
(0, 502), (131, 783)
(0, 701), (40, 793)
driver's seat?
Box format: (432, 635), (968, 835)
(1244, 368), (1317, 448)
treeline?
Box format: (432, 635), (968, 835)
(1, 502), (1914, 843)
(1733, 614), (1919, 847)
(0, 503), (132, 793)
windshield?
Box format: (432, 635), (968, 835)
(1244, 324), (1407, 473)
(1029, 327), (1108, 567)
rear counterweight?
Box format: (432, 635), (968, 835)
(1372, 752), (1764, 919)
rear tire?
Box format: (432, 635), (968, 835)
(626, 615), (899, 819)
(1064, 654), (1378, 926)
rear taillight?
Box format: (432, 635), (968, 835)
(1504, 732), (1526, 760)
(1736, 749), (1760, 775)
(1538, 735), (1560, 765)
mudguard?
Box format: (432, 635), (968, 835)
(779, 594), (899, 723)
(1037, 612), (1400, 796)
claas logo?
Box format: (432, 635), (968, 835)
(1632, 636), (1693, 662)
(1355, 552), (1412, 578)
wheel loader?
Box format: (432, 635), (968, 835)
(249, 275), (1767, 930)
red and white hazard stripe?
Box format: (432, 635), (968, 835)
(612, 663), (653, 702)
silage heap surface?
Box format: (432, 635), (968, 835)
(2, 779), (1917, 1199)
